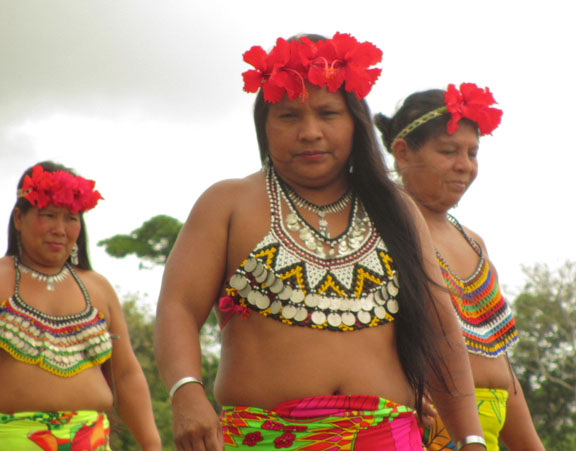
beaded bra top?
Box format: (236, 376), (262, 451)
(218, 169), (401, 332)
(0, 257), (112, 377)
(436, 215), (518, 357)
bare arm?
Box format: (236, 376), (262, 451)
(499, 366), (544, 450)
(101, 276), (161, 450)
(465, 227), (543, 448)
(404, 197), (485, 449)
(154, 181), (238, 451)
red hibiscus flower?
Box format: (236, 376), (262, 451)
(242, 32), (382, 103)
(243, 431), (264, 446)
(242, 38), (307, 103)
(444, 83), (503, 135)
(20, 165), (103, 213)
(307, 32), (382, 99)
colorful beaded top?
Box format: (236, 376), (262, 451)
(0, 257), (112, 377)
(219, 169), (400, 332)
(436, 215), (518, 357)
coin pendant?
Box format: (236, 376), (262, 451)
(357, 311), (371, 324)
(342, 312), (356, 326)
(244, 258), (257, 273)
(311, 311), (326, 325)
(327, 313), (342, 328)
(294, 307), (308, 322)
(386, 299), (399, 315)
(282, 305), (297, 319)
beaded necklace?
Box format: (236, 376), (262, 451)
(17, 259), (70, 291)
(436, 215), (518, 357)
(276, 173), (353, 239)
(0, 257), (112, 377)
(272, 169), (368, 259)
(219, 168), (401, 332)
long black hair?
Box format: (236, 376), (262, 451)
(253, 36), (451, 415)
(6, 161), (93, 270)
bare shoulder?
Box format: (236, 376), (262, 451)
(396, 189), (428, 230)
(0, 256), (15, 299)
(192, 172), (264, 213)
(74, 268), (118, 319)
(0, 256), (14, 274)
(458, 222), (488, 254)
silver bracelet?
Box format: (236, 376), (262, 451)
(169, 376), (204, 399)
(456, 435), (487, 450)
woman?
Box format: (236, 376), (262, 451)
(0, 162), (161, 450)
(375, 84), (544, 450)
(155, 34), (486, 450)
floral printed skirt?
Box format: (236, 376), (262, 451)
(423, 388), (508, 451)
(0, 410), (110, 451)
(221, 394), (422, 450)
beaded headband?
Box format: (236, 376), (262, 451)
(242, 32), (382, 103)
(394, 83), (503, 143)
(17, 165), (103, 213)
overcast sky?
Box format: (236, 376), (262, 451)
(1, 0), (574, 307)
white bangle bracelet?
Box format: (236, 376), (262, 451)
(169, 376), (204, 399)
(456, 435), (487, 450)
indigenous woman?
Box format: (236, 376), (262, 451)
(0, 162), (161, 450)
(155, 34), (486, 451)
(375, 84), (544, 450)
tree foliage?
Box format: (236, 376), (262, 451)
(98, 215), (182, 267)
(510, 261), (576, 449)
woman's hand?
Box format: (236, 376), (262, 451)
(172, 384), (224, 451)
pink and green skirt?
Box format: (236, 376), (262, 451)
(0, 410), (110, 450)
(221, 394), (422, 450)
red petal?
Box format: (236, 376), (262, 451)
(242, 70), (264, 93)
(242, 46), (268, 71)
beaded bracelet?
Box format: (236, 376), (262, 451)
(455, 435), (487, 450)
(169, 376), (204, 399)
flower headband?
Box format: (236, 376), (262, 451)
(242, 32), (383, 103)
(394, 83), (503, 142)
(17, 165), (103, 213)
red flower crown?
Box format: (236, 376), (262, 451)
(242, 32), (383, 103)
(394, 83), (503, 142)
(18, 165), (103, 213)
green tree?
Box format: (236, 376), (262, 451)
(510, 261), (576, 450)
(98, 215), (182, 267)
(99, 215), (222, 448)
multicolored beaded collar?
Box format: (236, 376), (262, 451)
(219, 169), (400, 332)
(436, 215), (518, 357)
(0, 256), (112, 377)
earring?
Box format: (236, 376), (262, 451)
(16, 234), (23, 257)
(262, 153), (271, 171)
(70, 243), (79, 265)
(347, 155), (354, 174)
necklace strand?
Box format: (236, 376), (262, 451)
(16, 257), (70, 291)
(271, 170), (370, 258)
(275, 171), (353, 238)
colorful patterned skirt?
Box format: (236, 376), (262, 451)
(423, 388), (508, 451)
(0, 410), (110, 450)
(221, 394), (422, 450)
